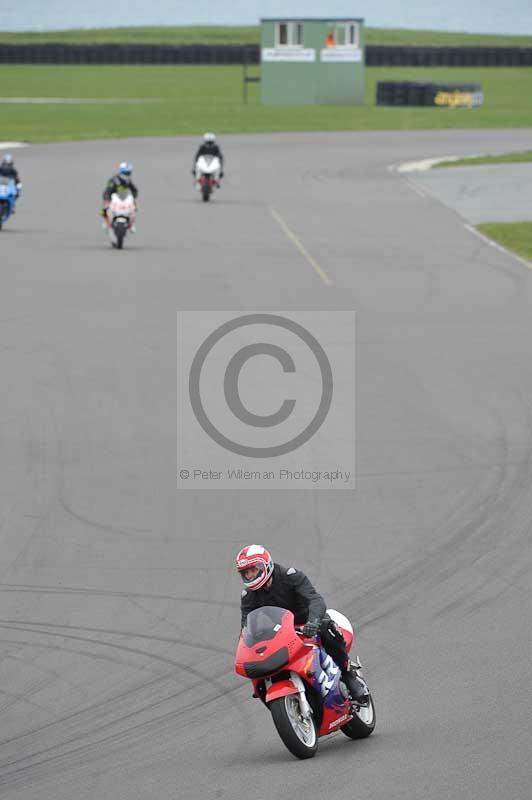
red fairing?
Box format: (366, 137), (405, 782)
(235, 609), (305, 677)
(265, 678), (299, 702)
(319, 705), (353, 736)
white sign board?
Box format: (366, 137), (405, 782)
(320, 48), (363, 63)
(262, 48), (316, 63)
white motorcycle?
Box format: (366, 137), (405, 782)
(105, 190), (136, 249)
(194, 155), (221, 202)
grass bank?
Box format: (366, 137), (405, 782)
(1, 65), (532, 143)
(1, 26), (532, 46)
(0, 26), (259, 45)
(478, 222), (532, 262)
(436, 150), (532, 167)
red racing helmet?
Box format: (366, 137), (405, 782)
(236, 544), (274, 591)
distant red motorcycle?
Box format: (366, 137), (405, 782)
(234, 606), (375, 759)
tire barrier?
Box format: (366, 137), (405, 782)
(0, 43), (260, 65)
(376, 81), (483, 107)
(367, 45), (532, 67)
(0, 43), (531, 67)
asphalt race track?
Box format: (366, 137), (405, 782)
(1, 129), (532, 799)
(410, 162), (532, 224)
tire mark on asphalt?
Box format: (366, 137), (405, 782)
(0, 679), (54, 716)
(58, 497), (152, 538)
(0, 680), (243, 792)
(0, 583), (238, 608)
(0, 658), (243, 791)
(0, 620), (233, 658)
(334, 401), (532, 630)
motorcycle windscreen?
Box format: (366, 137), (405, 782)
(242, 606), (293, 647)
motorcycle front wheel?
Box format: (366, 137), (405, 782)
(270, 695), (318, 759)
(113, 223), (127, 249)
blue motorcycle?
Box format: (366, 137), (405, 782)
(0, 177), (19, 229)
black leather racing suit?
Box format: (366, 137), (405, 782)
(0, 165), (20, 183)
(103, 175), (138, 202)
(240, 563), (351, 672)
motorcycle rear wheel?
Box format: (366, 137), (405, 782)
(270, 695), (318, 759)
(340, 693), (376, 739)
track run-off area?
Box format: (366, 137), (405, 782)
(1, 129), (532, 799)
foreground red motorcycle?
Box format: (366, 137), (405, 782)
(234, 606), (375, 759)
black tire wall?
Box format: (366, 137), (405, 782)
(376, 81), (483, 107)
(0, 43), (531, 66)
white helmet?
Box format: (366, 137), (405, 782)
(203, 132), (216, 143)
(1, 153), (13, 165)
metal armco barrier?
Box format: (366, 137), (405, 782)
(376, 81), (483, 107)
(0, 43), (531, 67)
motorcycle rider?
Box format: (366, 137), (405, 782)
(237, 544), (369, 704)
(192, 133), (224, 182)
(101, 162), (138, 229)
(0, 154), (22, 207)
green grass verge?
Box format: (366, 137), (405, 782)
(2, 65), (532, 143)
(0, 26), (259, 45)
(477, 222), (532, 261)
(364, 28), (532, 46)
(435, 150), (532, 167)
(1, 25), (532, 46)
